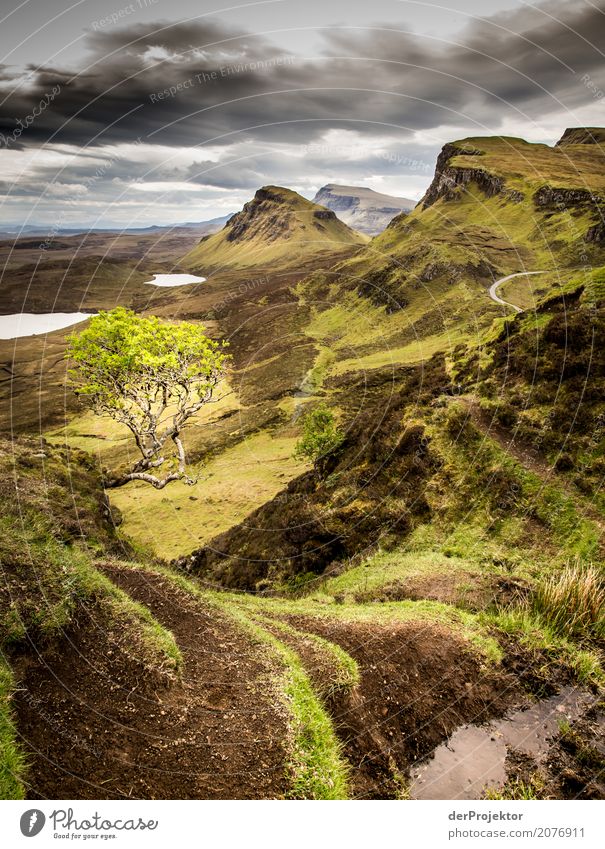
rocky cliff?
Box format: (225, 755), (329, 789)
(312, 184), (415, 235)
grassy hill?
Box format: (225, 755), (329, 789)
(2, 128), (604, 801)
(184, 185), (367, 272)
(290, 130), (605, 380)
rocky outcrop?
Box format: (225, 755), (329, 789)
(313, 209), (337, 221)
(420, 143), (508, 209)
(585, 222), (605, 244)
(312, 184), (415, 235)
(556, 127), (605, 147)
(533, 186), (605, 243)
(533, 185), (602, 209)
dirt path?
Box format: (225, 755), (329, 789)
(273, 614), (520, 799)
(13, 566), (289, 799)
(488, 271), (546, 313)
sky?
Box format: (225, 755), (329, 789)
(0, 0), (604, 228)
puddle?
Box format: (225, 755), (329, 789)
(143, 273), (205, 287)
(0, 312), (94, 339)
(410, 687), (594, 799)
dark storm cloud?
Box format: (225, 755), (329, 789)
(0, 1), (603, 155)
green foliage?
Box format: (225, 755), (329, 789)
(67, 307), (227, 409)
(66, 308), (229, 488)
(294, 403), (344, 467)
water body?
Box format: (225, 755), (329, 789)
(0, 312), (94, 340)
(144, 273), (205, 287)
(410, 687), (593, 799)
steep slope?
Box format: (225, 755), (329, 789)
(180, 269), (605, 593)
(455, 267), (605, 494)
(0, 440), (329, 799)
(312, 184), (415, 235)
(556, 127), (605, 147)
(17, 564), (291, 799)
(1, 439), (524, 800)
(290, 129), (605, 379)
(184, 185), (367, 272)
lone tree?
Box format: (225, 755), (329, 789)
(67, 307), (228, 489)
(294, 402), (344, 473)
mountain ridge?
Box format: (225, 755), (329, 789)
(184, 184), (367, 271)
(312, 183), (416, 235)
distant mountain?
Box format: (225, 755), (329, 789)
(184, 185), (367, 271)
(311, 184), (416, 235)
(0, 215), (233, 241)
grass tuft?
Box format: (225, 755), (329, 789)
(488, 607), (604, 687)
(531, 563), (605, 642)
(484, 776), (544, 800)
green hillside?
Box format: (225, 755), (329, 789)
(184, 185), (368, 272)
(292, 131), (605, 378)
(2, 128), (604, 801)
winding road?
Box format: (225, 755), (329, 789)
(488, 270), (546, 313)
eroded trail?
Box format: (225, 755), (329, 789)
(13, 566), (289, 799)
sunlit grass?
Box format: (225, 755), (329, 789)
(109, 431), (307, 560)
(0, 658), (25, 800)
(532, 563), (605, 642)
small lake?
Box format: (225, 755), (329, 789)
(144, 273), (206, 287)
(0, 312), (94, 340)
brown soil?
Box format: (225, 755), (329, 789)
(350, 572), (529, 611)
(281, 615), (522, 798)
(501, 700), (605, 799)
(12, 566), (290, 799)
(544, 701), (605, 798)
(496, 632), (576, 699)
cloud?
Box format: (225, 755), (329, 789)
(0, 1), (603, 153)
(1, 1), (604, 226)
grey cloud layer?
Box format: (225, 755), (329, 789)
(1, 1), (603, 154)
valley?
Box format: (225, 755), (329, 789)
(1, 129), (604, 801)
